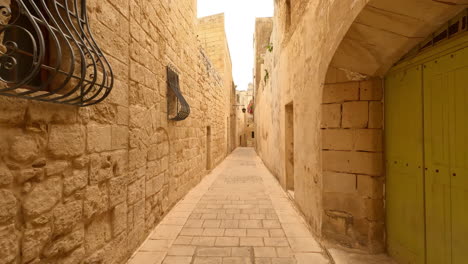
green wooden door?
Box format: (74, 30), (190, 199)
(385, 65), (426, 264)
(423, 47), (468, 264)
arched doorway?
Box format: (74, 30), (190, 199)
(321, 1), (467, 263)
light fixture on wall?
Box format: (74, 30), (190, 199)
(0, 0), (114, 106)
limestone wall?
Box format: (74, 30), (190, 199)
(254, 0), (372, 244)
(321, 77), (384, 251)
(198, 13), (236, 153)
(255, 0), (465, 254)
(0, 0), (231, 263)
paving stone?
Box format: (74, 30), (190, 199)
(240, 237), (264, 246)
(133, 149), (330, 264)
(295, 253), (330, 264)
(264, 238), (289, 247)
(192, 237), (216, 246)
(231, 247), (252, 257)
(288, 237), (322, 252)
(167, 245), (196, 256)
(129, 252), (166, 264)
(162, 256), (192, 264)
(194, 257), (223, 264)
(254, 247), (277, 257)
(215, 237), (240, 246)
(140, 240), (173, 251)
(222, 257), (252, 264)
(173, 236), (193, 245)
(185, 220), (204, 228)
(247, 229), (269, 237)
(197, 247), (232, 257)
(276, 247), (293, 258)
(225, 229), (247, 237)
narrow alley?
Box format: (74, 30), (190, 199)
(1, 0), (468, 264)
(128, 148), (329, 264)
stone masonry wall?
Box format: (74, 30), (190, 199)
(321, 77), (384, 252)
(197, 13), (236, 154)
(0, 0), (231, 263)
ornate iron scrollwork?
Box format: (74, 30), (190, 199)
(167, 66), (190, 121)
(0, 0), (113, 106)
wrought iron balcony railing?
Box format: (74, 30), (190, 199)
(167, 66), (190, 121)
(0, 0), (113, 106)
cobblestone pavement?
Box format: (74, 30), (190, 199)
(128, 148), (330, 264)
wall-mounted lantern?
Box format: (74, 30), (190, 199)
(0, 0), (113, 106)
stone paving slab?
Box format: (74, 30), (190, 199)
(127, 148), (330, 264)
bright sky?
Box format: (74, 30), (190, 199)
(197, 0), (274, 91)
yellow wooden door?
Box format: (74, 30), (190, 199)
(448, 48), (468, 264)
(385, 65), (426, 264)
(423, 54), (453, 264)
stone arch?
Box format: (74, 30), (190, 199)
(320, 0), (466, 253)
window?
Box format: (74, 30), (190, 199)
(252, 132), (255, 139)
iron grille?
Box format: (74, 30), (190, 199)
(0, 0), (113, 106)
(167, 66), (190, 121)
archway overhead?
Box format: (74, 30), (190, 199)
(329, 0), (466, 77)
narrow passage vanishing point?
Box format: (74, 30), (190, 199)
(128, 148), (329, 264)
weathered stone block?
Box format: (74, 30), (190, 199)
(146, 174), (164, 197)
(369, 102), (383, 129)
(46, 161), (70, 177)
(83, 186), (109, 220)
(48, 125), (85, 158)
(322, 150), (383, 176)
(323, 82), (359, 103)
(43, 227), (84, 258)
(85, 216), (112, 254)
(0, 224), (18, 264)
(365, 198), (384, 221)
(354, 129), (382, 152)
(17, 168), (43, 184)
(112, 126), (129, 150)
(112, 203), (127, 237)
(0, 190), (17, 224)
(109, 176), (127, 207)
(87, 125), (112, 153)
(323, 172), (356, 194)
(0, 162), (13, 186)
(73, 156), (89, 170)
(342, 102), (368, 128)
(321, 104), (341, 128)
(129, 148), (147, 171)
(360, 79), (383, 101)
(59, 247), (85, 264)
(323, 192), (365, 219)
(322, 129), (353, 150)
(9, 135), (39, 162)
(53, 200), (83, 236)
(128, 178), (145, 205)
(22, 225), (52, 263)
(64, 170), (88, 196)
(23, 176), (62, 218)
(0, 97), (27, 125)
(357, 175), (383, 199)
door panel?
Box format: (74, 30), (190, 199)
(449, 49), (468, 263)
(423, 55), (452, 264)
(385, 66), (425, 264)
